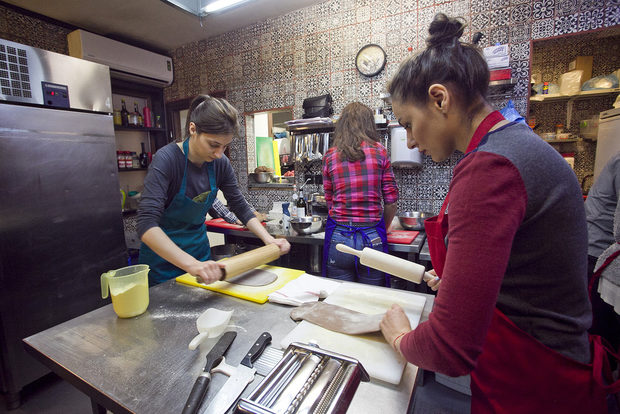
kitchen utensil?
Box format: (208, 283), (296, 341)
(281, 282), (426, 385)
(182, 331), (237, 414)
(386, 230), (419, 244)
(219, 244), (281, 280)
(397, 211), (433, 231)
(176, 265), (305, 304)
(250, 172), (273, 183)
(188, 308), (234, 351)
(290, 216), (323, 235)
(336, 244), (433, 284)
(100, 264), (149, 318)
(236, 341), (369, 414)
(203, 332), (272, 414)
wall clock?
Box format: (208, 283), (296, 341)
(355, 44), (387, 77)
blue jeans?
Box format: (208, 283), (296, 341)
(326, 226), (386, 286)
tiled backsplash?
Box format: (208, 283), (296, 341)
(2, 1), (618, 214)
(163, 0), (619, 213)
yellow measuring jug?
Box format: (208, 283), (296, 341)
(101, 264), (149, 318)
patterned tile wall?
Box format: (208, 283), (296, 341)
(2, 2), (619, 213)
(163, 0), (619, 213)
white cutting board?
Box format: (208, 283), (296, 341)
(280, 282), (426, 385)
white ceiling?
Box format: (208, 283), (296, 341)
(4, 0), (326, 53)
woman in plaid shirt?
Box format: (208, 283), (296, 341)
(321, 102), (399, 286)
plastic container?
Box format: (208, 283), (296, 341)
(101, 264), (149, 318)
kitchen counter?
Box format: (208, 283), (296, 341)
(23, 279), (434, 414)
(207, 223), (425, 276)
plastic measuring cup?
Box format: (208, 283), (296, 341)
(188, 308), (233, 350)
(101, 264), (149, 318)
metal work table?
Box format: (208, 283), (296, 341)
(419, 238), (431, 263)
(23, 279), (434, 414)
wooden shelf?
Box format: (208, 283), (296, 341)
(114, 126), (166, 132)
(530, 88), (619, 102)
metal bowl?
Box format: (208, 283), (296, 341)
(290, 215), (323, 235)
(251, 172), (273, 183)
(397, 211), (433, 231)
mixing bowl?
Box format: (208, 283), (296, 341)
(397, 211), (433, 231)
(290, 216), (323, 235)
(251, 172), (273, 183)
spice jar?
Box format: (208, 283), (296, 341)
(555, 124), (564, 135)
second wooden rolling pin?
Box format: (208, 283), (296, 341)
(218, 244), (282, 280)
(336, 244), (435, 284)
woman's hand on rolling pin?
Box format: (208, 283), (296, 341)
(188, 260), (226, 284)
(380, 304), (412, 356)
(426, 269), (441, 291)
(270, 238), (291, 254)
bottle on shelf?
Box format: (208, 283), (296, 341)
(155, 115), (162, 129)
(134, 103), (143, 127)
(124, 151), (132, 169)
(120, 100), (129, 127)
(143, 106), (152, 128)
(290, 184), (298, 218)
(296, 189), (306, 217)
(139, 142), (149, 168)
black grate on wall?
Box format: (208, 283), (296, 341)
(0, 44), (31, 98)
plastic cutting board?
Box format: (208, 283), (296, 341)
(175, 265), (305, 304)
(387, 230), (419, 244)
(280, 282), (426, 385)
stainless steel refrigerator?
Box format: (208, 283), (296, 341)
(0, 38), (127, 407)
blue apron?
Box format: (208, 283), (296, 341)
(139, 139), (218, 284)
(322, 215), (389, 286)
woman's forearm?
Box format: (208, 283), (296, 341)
(246, 217), (276, 244)
(141, 226), (198, 272)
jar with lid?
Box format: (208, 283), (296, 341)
(124, 151), (132, 169)
(555, 124), (564, 135)
(131, 152), (140, 168)
(117, 151), (125, 169)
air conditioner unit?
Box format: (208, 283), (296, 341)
(67, 29), (173, 87)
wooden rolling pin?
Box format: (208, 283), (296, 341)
(218, 244), (281, 280)
(336, 244), (435, 284)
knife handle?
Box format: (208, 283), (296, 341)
(182, 374), (211, 414)
(241, 332), (272, 368)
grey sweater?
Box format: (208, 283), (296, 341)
(137, 142), (254, 238)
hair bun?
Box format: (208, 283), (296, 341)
(426, 13), (466, 48)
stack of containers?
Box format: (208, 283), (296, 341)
(484, 44), (511, 82)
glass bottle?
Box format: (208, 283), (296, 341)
(139, 142), (149, 168)
(290, 184), (298, 218)
(296, 189), (306, 217)
(120, 100), (129, 126)
(134, 103), (143, 127)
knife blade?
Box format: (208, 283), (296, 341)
(182, 331), (237, 414)
(202, 332), (272, 414)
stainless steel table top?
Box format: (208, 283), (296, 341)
(24, 279), (434, 414)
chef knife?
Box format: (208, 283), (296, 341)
(202, 332), (272, 414)
(182, 331), (237, 414)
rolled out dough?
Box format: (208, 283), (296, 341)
(290, 302), (384, 335)
(226, 268), (278, 286)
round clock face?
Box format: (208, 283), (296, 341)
(355, 44), (387, 77)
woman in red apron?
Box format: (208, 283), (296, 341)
(138, 95), (289, 285)
(380, 13), (619, 413)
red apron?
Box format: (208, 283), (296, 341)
(424, 112), (620, 413)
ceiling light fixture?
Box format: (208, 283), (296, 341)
(202, 0), (252, 13)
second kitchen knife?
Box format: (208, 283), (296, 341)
(202, 332), (272, 414)
(182, 331), (237, 414)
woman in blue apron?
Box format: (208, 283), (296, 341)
(137, 95), (290, 285)
(321, 102), (399, 286)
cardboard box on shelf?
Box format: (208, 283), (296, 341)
(483, 44), (509, 58)
(486, 55), (510, 69)
(568, 56), (593, 85)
